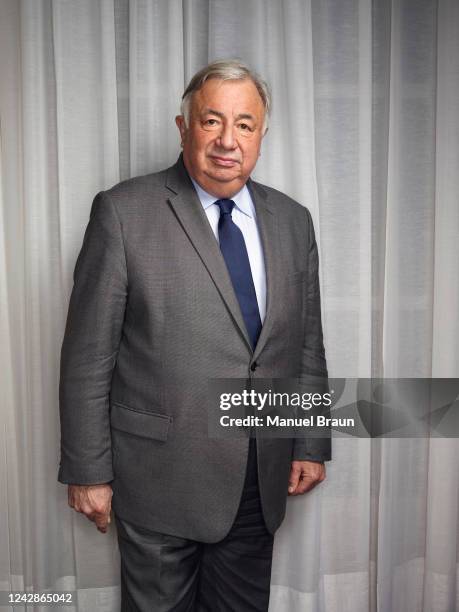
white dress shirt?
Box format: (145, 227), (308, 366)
(191, 178), (267, 323)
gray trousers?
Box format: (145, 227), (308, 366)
(115, 439), (274, 611)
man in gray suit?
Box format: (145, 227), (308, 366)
(58, 59), (331, 611)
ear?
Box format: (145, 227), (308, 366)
(175, 115), (187, 144)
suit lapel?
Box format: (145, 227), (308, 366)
(166, 157), (253, 351)
(247, 179), (281, 361)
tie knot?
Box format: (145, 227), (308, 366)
(215, 199), (235, 216)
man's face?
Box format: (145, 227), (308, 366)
(175, 78), (266, 198)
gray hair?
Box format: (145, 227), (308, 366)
(180, 59), (271, 133)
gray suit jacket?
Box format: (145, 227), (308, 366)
(58, 155), (331, 542)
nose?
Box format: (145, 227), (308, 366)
(216, 123), (236, 150)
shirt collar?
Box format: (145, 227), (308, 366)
(190, 177), (253, 218)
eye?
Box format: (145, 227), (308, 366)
(238, 123), (252, 132)
(204, 118), (219, 126)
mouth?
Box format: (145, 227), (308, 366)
(209, 156), (240, 167)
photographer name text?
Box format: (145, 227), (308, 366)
(220, 414), (354, 428)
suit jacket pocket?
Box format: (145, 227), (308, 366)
(110, 402), (171, 441)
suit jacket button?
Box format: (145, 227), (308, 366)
(250, 362), (258, 372)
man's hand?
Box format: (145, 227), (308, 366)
(68, 483), (113, 533)
(288, 460), (326, 496)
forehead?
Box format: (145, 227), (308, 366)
(191, 78), (265, 116)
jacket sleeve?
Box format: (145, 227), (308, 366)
(292, 207), (332, 463)
(58, 191), (128, 484)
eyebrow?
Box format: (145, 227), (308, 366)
(202, 108), (255, 122)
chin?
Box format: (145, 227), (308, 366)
(206, 169), (240, 183)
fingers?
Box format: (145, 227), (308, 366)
(91, 511), (111, 533)
(293, 474), (319, 495)
(288, 464), (302, 494)
(288, 461), (326, 496)
(67, 484), (113, 533)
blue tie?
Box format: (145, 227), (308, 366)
(215, 199), (262, 350)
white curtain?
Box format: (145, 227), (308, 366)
(0, 1), (458, 610)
